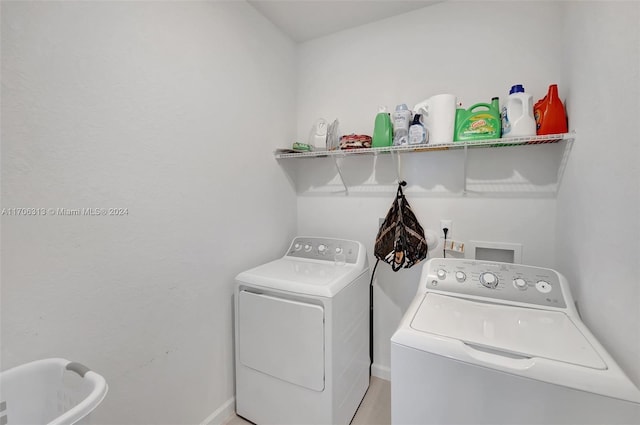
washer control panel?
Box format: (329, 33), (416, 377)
(286, 237), (360, 264)
(424, 259), (566, 308)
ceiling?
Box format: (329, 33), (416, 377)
(247, 0), (442, 43)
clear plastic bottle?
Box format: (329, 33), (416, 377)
(392, 104), (412, 146)
(408, 114), (427, 145)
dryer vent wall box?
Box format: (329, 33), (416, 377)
(391, 258), (640, 425)
(467, 240), (522, 264)
(234, 237), (370, 425)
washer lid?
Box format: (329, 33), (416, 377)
(235, 258), (366, 297)
(411, 293), (607, 370)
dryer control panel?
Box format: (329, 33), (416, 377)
(286, 237), (360, 264)
(424, 259), (567, 308)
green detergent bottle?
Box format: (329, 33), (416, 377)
(454, 97), (501, 141)
(372, 106), (393, 148)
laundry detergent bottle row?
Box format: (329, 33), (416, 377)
(502, 84), (536, 137)
(534, 84), (568, 135)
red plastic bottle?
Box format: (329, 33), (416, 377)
(534, 84), (568, 135)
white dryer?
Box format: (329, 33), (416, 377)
(391, 258), (640, 425)
(235, 236), (370, 425)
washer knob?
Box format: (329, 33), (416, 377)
(318, 244), (327, 254)
(294, 243), (302, 251)
(304, 244), (312, 252)
(455, 271), (467, 282)
(479, 272), (499, 288)
(535, 280), (552, 293)
(513, 278), (528, 290)
(437, 269), (447, 280)
(335, 247), (343, 254)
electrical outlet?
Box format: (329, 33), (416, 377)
(440, 219), (452, 236)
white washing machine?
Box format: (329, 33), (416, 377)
(391, 258), (640, 425)
(235, 236), (370, 425)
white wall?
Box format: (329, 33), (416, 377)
(1, 2), (296, 424)
(295, 1), (565, 377)
(557, 2), (640, 387)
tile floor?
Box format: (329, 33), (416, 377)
(225, 376), (391, 425)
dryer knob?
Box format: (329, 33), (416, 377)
(335, 247), (343, 254)
(304, 244), (312, 252)
(479, 272), (499, 288)
(318, 244), (327, 254)
(437, 269), (447, 280)
(294, 243), (302, 251)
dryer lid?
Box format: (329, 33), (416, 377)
(410, 293), (606, 370)
(235, 258), (367, 297)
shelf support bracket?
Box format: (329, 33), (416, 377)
(333, 156), (348, 195)
(463, 143), (469, 195)
(555, 137), (575, 193)
(391, 148), (403, 183)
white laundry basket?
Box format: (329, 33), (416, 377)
(0, 358), (108, 425)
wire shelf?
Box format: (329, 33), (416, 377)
(274, 133), (574, 159)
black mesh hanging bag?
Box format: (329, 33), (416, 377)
(374, 181), (428, 271)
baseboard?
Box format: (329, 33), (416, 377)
(372, 363), (391, 381)
(200, 396), (235, 425)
